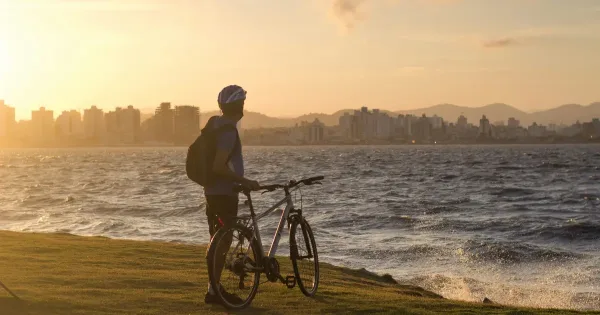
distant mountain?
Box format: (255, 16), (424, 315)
(393, 103), (529, 125)
(529, 102), (600, 125)
(140, 102), (600, 129)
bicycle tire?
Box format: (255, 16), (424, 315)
(290, 218), (319, 297)
(207, 223), (261, 310)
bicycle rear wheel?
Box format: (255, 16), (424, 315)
(290, 218), (319, 297)
(207, 223), (261, 310)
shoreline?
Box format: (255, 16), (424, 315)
(1, 230), (597, 314)
(1, 141), (600, 149)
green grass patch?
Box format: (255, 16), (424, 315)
(0, 231), (597, 314)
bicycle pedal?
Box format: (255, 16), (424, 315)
(285, 275), (296, 289)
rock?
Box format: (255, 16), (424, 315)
(381, 273), (398, 284)
(483, 297), (494, 304)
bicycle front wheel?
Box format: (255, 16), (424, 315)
(207, 223), (261, 310)
(290, 218), (319, 297)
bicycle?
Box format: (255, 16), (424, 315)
(206, 176), (324, 310)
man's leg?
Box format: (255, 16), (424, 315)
(205, 195), (239, 302)
(211, 195), (239, 290)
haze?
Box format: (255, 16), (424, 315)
(1, 0), (599, 120)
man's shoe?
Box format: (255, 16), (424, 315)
(204, 292), (221, 305)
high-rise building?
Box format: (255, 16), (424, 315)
(457, 115), (468, 129)
(0, 100), (16, 140)
(56, 110), (84, 142)
(154, 102), (174, 142)
(507, 117), (520, 128)
(413, 114), (432, 142)
(528, 122), (546, 138)
(429, 115), (444, 129)
(84, 106), (106, 142)
(105, 106), (141, 144)
(479, 115), (492, 138)
(374, 110), (393, 139)
(307, 119), (325, 143)
(31, 107), (55, 144)
(174, 105), (200, 144)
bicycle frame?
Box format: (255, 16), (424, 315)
(240, 187), (298, 264)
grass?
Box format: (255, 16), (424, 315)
(0, 230), (598, 315)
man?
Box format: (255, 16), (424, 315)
(204, 84), (259, 304)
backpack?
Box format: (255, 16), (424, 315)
(186, 116), (240, 186)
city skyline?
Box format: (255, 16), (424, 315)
(1, 0), (600, 120)
(2, 98), (599, 147)
(2, 99), (599, 127)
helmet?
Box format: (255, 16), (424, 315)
(218, 85), (247, 106)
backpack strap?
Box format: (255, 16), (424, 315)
(213, 124), (240, 163)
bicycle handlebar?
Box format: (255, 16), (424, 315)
(233, 175), (325, 194)
(289, 176), (324, 188)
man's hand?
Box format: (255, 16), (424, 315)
(242, 179), (260, 191)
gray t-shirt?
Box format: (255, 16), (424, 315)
(204, 116), (244, 196)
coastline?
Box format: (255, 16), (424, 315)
(0, 230), (597, 314)
(1, 140), (599, 149)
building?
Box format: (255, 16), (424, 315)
(457, 115), (468, 129)
(307, 119), (325, 143)
(0, 100), (16, 140)
(339, 112), (360, 140)
(412, 114), (432, 142)
(374, 109), (394, 139)
(55, 110), (84, 143)
(31, 107), (55, 144)
(15, 120), (32, 144)
(429, 115), (444, 129)
(154, 102), (174, 143)
(174, 105), (200, 145)
(528, 122), (547, 138)
(507, 117), (520, 128)
(83, 106), (106, 142)
(105, 106), (141, 144)
(479, 115), (492, 138)
(339, 107), (395, 141)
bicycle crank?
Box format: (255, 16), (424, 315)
(265, 257), (281, 282)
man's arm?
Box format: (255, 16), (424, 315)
(212, 130), (259, 189)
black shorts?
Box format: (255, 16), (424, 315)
(205, 194), (239, 237)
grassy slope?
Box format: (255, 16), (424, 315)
(0, 231), (597, 315)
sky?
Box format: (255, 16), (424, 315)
(1, 0), (599, 120)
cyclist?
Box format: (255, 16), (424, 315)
(204, 84), (260, 305)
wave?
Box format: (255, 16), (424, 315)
(491, 187), (536, 197)
(408, 273), (600, 310)
(495, 165), (524, 171)
(516, 222), (600, 242)
(459, 240), (582, 264)
(439, 174), (460, 180)
(536, 162), (571, 169)
(348, 244), (442, 262)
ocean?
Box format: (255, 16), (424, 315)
(1, 145), (599, 310)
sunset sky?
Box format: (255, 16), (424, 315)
(1, 0), (599, 120)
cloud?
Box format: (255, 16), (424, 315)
(482, 38), (519, 48)
(331, 0), (366, 30)
(480, 23), (600, 49)
(329, 0), (462, 30)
